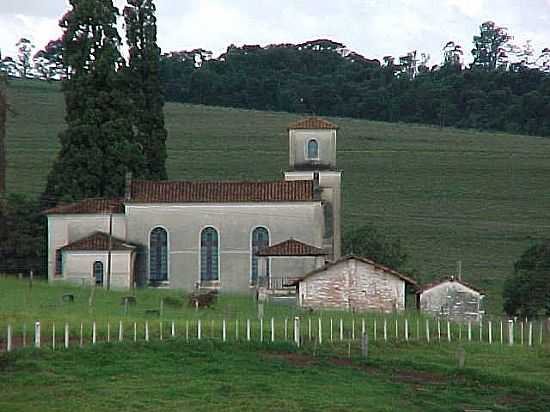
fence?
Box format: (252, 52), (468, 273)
(1, 316), (547, 353)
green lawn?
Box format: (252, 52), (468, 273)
(6, 79), (550, 313)
(1, 339), (549, 411)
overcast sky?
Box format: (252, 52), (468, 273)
(1, 0), (549, 66)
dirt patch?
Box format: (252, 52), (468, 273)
(391, 369), (449, 385)
(263, 352), (318, 368)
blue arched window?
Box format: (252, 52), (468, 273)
(201, 227), (219, 282)
(251, 227), (270, 285)
(307, 139), (319, 159)
(149, 227), (168, 282)
(93, 261), (104, 285)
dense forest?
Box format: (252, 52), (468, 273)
(159, 22), (550, 136)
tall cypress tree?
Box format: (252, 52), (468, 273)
(42, 0), (145, 206)
(124, 0), (167, 180)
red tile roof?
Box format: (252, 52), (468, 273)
(288, 117), (338, 130)
(417, 277), (483, 295)
(61, 232), (135, 252)
(45, 198), (124, 215)
(128, 180), (315, 203)
(256, 239), (328, 257)
(290, 255), (418, 287)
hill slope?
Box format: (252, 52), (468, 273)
(6, 79), (550, 311)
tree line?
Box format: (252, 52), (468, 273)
(158, 22), (550, 137)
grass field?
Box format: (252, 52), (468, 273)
(6, 79), (550, 313)
(1, 339), (549, 411)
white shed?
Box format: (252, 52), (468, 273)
(294, 256), (418, 312)
(418, 277), (484, 321)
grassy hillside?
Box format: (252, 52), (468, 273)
(6, 79), (550, 312)
(1, 339), (549, 411)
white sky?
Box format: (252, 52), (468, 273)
(1, 0), (549, 66)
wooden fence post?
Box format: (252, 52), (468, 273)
(539, 322), (543, 345)
(339, 319), (343, 342)
(294, 317), (300, 347)
(361, 318), (365, 338)
(133, 322), (137, 342)
(107, 322), (111, 343)
(318, 318), (322, 345)
(308, 318), (312, 341)
(80, 322), (83, 347)
(520, 321), (524, 345)
(35, 321), (41, 348)
(416, 319), (420, 341)
(425, 319), (430, 343)
(159, 321), (163, 341)
(186, 320), (189, 341)
(395, 319), (398, 340)
(373, 319), (377, 341)
(437, 319), (441, 342)
(405, 319), (409, 342)
(362, 332), (369, 361)
(22, 324), (27, 348)
(260, 318), (264, 343)
(488, 321), (492, 344)
(271, 318), (275, 343)
(508, 320), (514, 345)
(171, 321), (175, 338)
(447, 321), (451, 343)
(500, 321), (503, 344)
(222, 319), (227, 342)
(479, 321), (482, 342)
(119, 321), (123, 342)
(330, 318), (333, 342)
(92, 321), (97, 345)
(145, 321), (149, 342)
(383, 319), (387, 342)
(467, 321), (471, 342)
(52, 323), (56, 350)
(246, 319), (251, 342)
(352, 319), (355, 341)
(198, 320), (202, 340)
(65, 323), (69, 349)
(284, 319), (287, 341)
(7, 325), (12, 352)
(528, 322), (533, 347)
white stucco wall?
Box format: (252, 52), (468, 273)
(419, 281), (483, 321)
(59, 250), (134, 289)
(47, 214), (127, 281)
(125, 202), (324, 291)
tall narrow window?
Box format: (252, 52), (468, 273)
(55, 251), (63, 276)
(93, 261), (104, 285)
(149, 227), (168, 282)
(251, 227), (270, 285)
(307, 139), (319, 159)
(201, 227), (219, 282)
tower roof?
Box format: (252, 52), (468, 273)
(288, 117), (338, 130)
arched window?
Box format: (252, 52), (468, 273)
(307, 139), (319, 159)
(149, 227), (168, 282)
(93, 261), (104, 285)
(251, 227), (270, 285)
(201, 227), (219, 282)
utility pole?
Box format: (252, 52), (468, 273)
(106, 213), (113, 290)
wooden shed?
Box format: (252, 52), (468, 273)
(293, 256), (418, 312)
(418, 277), (484, 322)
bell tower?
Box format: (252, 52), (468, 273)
(284, 117), (342, 260)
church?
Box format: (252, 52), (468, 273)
(45, 117), (342, 292)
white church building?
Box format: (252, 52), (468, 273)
(45, 117), (342, 292)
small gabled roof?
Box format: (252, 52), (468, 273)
(256, 239), (328, 257)
(44, 198), (124, 215)
(417, 277), (483, 295)
(61, 232), (136, 252)
(288, 117), (338, 130)
(292, 255), (418, 287)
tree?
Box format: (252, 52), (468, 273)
(343, 224), (408, 271)
(503, 242), (550, 317)
(124, 0), (168, 180)
(15, 38), (35, 78)
(0, 74), (6, 196)
(42, 0), (145, 206)
(442, 41), (463, 71)
(34, 39), (65, 81)
(471, 21), (512, 71)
